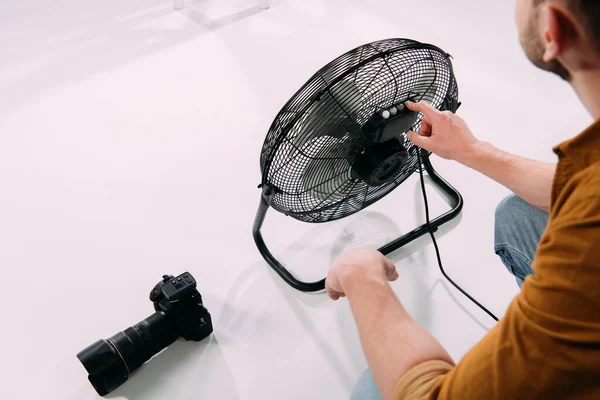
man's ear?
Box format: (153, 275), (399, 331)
(542, 4), (579, 63)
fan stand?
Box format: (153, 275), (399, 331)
(252, 151), (464, 293)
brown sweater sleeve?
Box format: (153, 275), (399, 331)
(392, 360), (453, 400)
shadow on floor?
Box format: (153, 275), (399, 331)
(0, 0), (267, 116)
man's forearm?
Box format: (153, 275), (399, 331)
(343, 272), (454, 400)
(462, 142), (556, 212)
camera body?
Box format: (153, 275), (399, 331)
(77, 272), (212, 396)
(150, 273), (213, 341)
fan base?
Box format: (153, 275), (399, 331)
(253, 152), (464, 292)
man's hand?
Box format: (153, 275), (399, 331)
(325, 248), (398, 301)
(405, 101), (480, 163)
(405, 100), (555, 212)
(326, 247), (453, 399)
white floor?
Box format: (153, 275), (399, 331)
(0, 1), (592, 399)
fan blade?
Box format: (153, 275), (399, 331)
(302, 144), (351, 201)
(301, 136), (362, 202)
(411, 66), (440, 105)
(292, 80), (362, 149)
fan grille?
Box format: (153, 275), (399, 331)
(260, 39), (459, 223)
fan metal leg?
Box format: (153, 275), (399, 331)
(253, 154), (463, 293)
(253, 188), (326, 292)
(378, 154), (463, 255)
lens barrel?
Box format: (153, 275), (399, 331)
(77, 311), (179, 396)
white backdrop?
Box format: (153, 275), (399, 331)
(0, 0), (591, 399)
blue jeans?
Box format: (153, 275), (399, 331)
(350, 195), (549, 399)
(493, 195), (549, 287)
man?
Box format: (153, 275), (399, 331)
(325, 0), (600, 399)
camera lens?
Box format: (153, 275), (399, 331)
(77, 311), (179, 396)
(76, 339), (129, 396)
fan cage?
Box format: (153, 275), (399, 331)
(259, 39), (458, 223)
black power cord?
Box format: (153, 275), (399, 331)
(416, 149), (499, 322)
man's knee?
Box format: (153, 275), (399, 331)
(494, 195), (523, 249)
(494, 194), (548, 284)
(494, 195), (529, 283)
(494, 194), (547, 250)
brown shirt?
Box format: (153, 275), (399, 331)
(394, 119), (600, 400)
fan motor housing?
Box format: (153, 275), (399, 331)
(353, 139), (409, 186)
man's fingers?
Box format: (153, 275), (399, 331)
(420, 116), (433, 136)
(407, 130), (429, 148)
(330, 290), (345, 300)
(326, 281), (345, 300)
(386, 264), (399, 282)
(405, 100), (439, 118)
(382, 256), (399, 282)
(327, 287), (340, 300)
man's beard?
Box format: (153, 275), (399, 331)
(521, 15), (571, 81)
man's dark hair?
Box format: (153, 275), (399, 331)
(535, 0), (600, 52)
(578, 1), (600, 52)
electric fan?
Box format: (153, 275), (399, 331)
(253, 38), (463, 293)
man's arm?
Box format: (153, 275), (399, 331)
(462, 142), (556, 212)
(325, 249), (454, 400)
(405, 101), (556, 212)
(328, 190), (600, 400)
